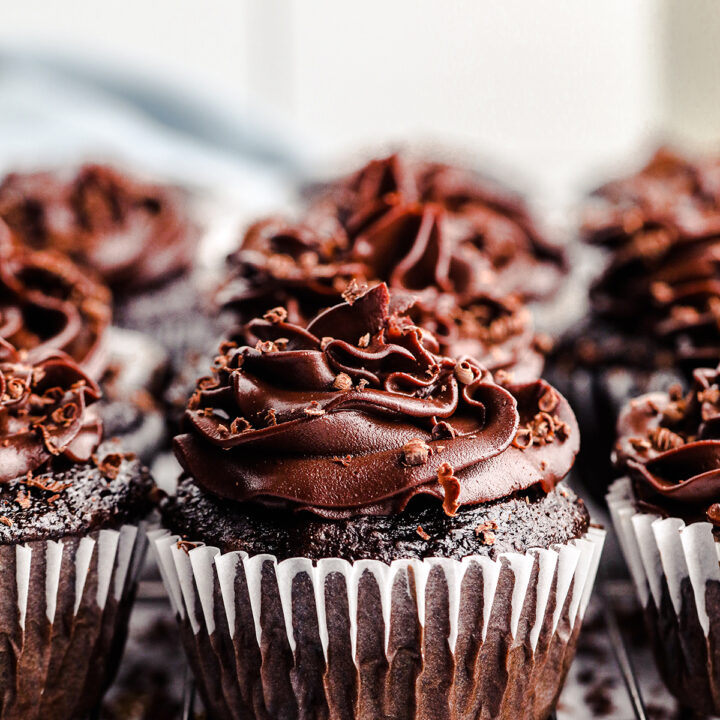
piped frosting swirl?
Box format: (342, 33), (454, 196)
(583, 148), (720, 369)
(0, 220), (111, 377)
(0, 163), (198, 292)
(0, 338), (102, 483)
(176, 284), (578, 518)
(615, 365), (720, 527)
(219, 152), (558, 380)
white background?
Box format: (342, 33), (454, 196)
(1, 0), (719, 204)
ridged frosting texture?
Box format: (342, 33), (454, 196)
(583, 148), (720, 368)
(615, 365), (720, 526)
(219, 152), (561, 380)
(0, 219), (110, 377)
(0, 338), (102, 483)
(176, 284), (578, 518)
(306, 153), (566, 300)
(0, 163), (198, 292)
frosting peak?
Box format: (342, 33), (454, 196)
(176, 284), (578, 518)
(0, 163), (198, 291)
(0, 339), (102, 483)
(616, 365), (720, 526)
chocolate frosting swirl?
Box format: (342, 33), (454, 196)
(0, 163), (198, 292)
(583, 148), (720, 369)
(0, 220), (111, 377)
(176, 284), (578, 518)
(0, 338), (102, 482)
(219, 208), (544, 381)
(615, 365), (720, 527)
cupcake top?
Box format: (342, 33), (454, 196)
(0, 163), (198, 292)
(615, 364), (720, 528)
(0, 338), (154, 543)
(582, 148), (720, 369)
(0, 338), (102, 483)
(306, 153), (566, 301)
(176, 284), (578, 519)
(0, 220), (111, 377)
(219, 207), (546, 381)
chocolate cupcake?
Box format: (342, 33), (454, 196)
(0, 339), (154, 720)
(219, 191), (548, 383)
(0, 162), (215, 362)
(551, 148), (720, 497)
(0, 218), (111, 378)
(0, 219), (167, 462)
(607, 365), (720, 716)
(154, 284), (604, 719)
(306, 153), (567, 303)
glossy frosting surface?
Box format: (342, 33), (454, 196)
(176, 284), (578, 518)
(0, 339), (102, 483)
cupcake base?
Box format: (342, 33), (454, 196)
(607, 477), (720, 715)
(151, 521), (604, 719)
(0, 523), (147, 720)
(164, 478), (591, 563)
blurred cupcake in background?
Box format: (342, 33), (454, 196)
(0, 218), (166, 462)
(0, 338), (155, 720)
(154, 283), (604, 719)
(305, 152), (567, 302)
(0, 162), (219, 364)
(218, 152), (560, 383)
(607, 364), (720, 716)
(551, 148), (720, 498)
(0, 216), (111, 377)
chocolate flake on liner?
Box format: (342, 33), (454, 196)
(175, 283), (579, 519)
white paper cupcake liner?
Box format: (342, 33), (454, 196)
(151, 525), (604, 720)
(607, 476), (720, 714)
(0, 522), (148, 720)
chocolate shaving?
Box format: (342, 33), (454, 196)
(333, 373), (353, 391)
(416, 525), (430, 540)
(341, 279), (368, 305)
(402, 438), (430, 466)
(437, 462), (460, 516)
(263, 306), (288, 324)
(97, 453), (124, 481)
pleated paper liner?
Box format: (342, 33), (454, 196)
(607, 477), (720, 715)
(151, 525), (604, 720)
(0, 522), (148, 720)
